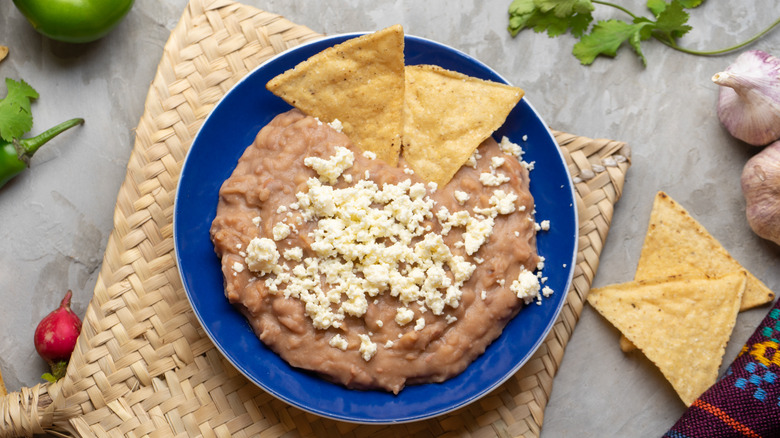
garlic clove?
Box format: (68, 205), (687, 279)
(741, 140), (780, 246)
(712, 50), (780, 146)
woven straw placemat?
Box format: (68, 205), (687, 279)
(0, 0), (630, 436)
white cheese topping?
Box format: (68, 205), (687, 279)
(510, 269), (542, 304)
(453, 190), (470, 205)
(329, 334), (348, 351)
(358, 334), (377, 361)
(244, 237), (281, 275)
(242, 143), (553, 361)
(303, 146), (354, 184)
(272, 222), (291, 241)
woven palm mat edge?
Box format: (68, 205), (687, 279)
(0, 0), (630, 436)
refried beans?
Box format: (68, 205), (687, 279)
(210, 109), (544, 393)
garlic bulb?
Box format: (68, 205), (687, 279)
(741, 140), (780, 245)
(712, 50), (780, 146)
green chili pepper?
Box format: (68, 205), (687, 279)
(1, 118), (84, 188)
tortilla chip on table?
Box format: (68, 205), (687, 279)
(619, 191), (775, 352)
(587, 271), (747, 406)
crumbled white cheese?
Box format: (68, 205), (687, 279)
(244, 237), (280, 275)
(303, 146), (354, 184)
(232, 261), (244, 273)
(272, 222), (291, 241)
(479, 171), (510, 187)
(491, 156), (506, 169)
(328, 118), (344, 132)
(510, 269), (541, 304)
(358, 334), (377, 361)
(329, 334), (348, 351)
(362, 150), (377, 160)
(466, 148), (482, 168)
(453, 190), (470, 205)
(463, 216), (495, 255)
(499, 136), (524, 158)
(283, 247), (303, 262)
(241, 143), (551, 361)
(395, 307), (414, 325)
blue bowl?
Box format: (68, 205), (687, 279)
(174, 33), (577, 424)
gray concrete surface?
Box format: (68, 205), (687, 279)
(1, 0), (778, 436)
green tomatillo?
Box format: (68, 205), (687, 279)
(13, 0), (135, 44)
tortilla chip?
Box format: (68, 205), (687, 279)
(401, 64), (523, 187)
(0, 46), (7, 63)
(587, 271), (747, 406)
(619, 191), (775, 352)
(0, 367), (6, 396)
(266, 25), (405, 165)
(636, 192), (774, 309)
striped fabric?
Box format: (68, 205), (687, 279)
(664, 299), (780, 438)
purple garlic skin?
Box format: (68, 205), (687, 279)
(741, 140), (780, 245)
(712, 50), (780, 146)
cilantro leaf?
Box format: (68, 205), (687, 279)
(647, 0), (704, 17)
(653, 1), (692, 40)
(572, 20), (653, 65)
(646, 0), (668, 16)
(533, 9), (593, 37)
(508, 0), (538, 36)
(536, 0), (594, 17)
(678, 0), (704, 8)
(0, 78), (39, 142)
(508, 0), (593, 38)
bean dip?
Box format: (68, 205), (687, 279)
(210, 109), (545, 393)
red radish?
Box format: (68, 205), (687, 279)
(34, 290), (82, 371)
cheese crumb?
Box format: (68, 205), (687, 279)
(232, 261), (244, 273)
(272, 222), (291, 241)
(510, 269), (541, 304)
(395, 307), (414, 325)
(479, 171), (510, 187)
(283, 247), (303, 262)
(414, 317), (426, 331)
(499, 136), (524, 158)
(329, 334), (348, 351)
(453, 190), (470, 205)
(304, 146), (354, 184)
(328, 118), (343, 132)
(245, 237), (280, 275)
(358, 334), (377, 361)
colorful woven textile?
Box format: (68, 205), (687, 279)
(664, 299), (780, 438)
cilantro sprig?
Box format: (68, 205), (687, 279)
(508, 0), (780, 66)
(0, 78), (39, 142)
